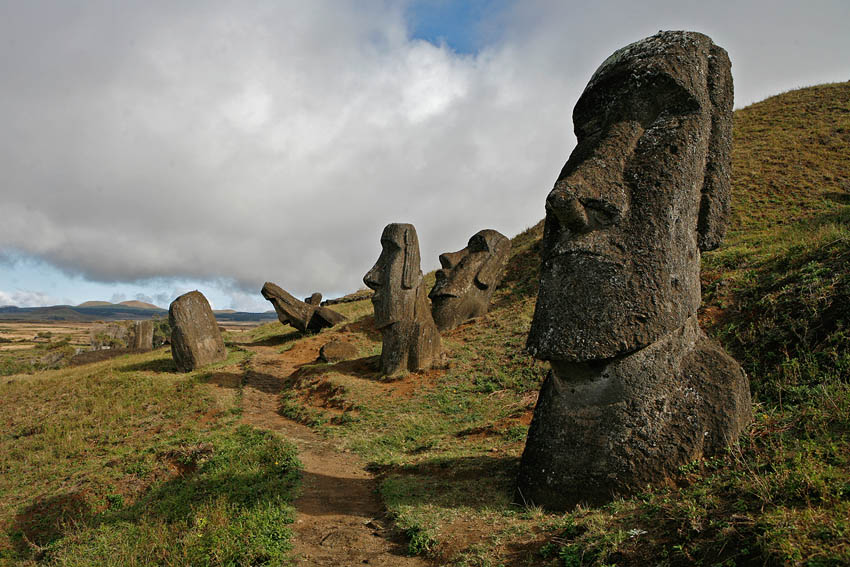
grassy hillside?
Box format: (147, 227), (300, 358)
(1, 82), (847, 567)
(245, 82), (850, 565)
(0, 350), (301, 566)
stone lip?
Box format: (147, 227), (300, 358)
(516, 316), (751, 511)
(429, 229), (511, 332)
(169, 290), (226, 372)
(261, 282), (346, 333)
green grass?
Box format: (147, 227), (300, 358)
(0, 348), (300, 566)
(253, 82), (850, 565)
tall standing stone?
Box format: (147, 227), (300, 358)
(169, 291), (226, 372)
(516, 31), (751, 510)
(364, 223), (440, 375)
(131, 320), (154, 351)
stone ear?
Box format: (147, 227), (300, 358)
(697, 44), (733, 252)
(475, 237), (510, 289)
(402, 226), (421, 289)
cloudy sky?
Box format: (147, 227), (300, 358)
(1, 0), (848, 311)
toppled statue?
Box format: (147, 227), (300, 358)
(516, 31), (751, 510)
(429, 229), (511, 331)
(364, 223), (440, 375)
(261, 282), (346, 333)
(169, 290), (226, 372)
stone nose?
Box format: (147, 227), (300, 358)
(439, 250), (465, 270)
(546, 184), (590, 233)
(363, 264), (382, 290)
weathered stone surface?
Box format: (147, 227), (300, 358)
(261, 282), (346, 333)
(527, 30), (734, 362)
(517, 31), (750, 510)
(131, 320), (154, 351)
(517, 317), (751, 509)
(364, 223), (440, 375)
(319, 339), (359, 362)
(169, 290), (226, 372)
(430, 229), (511, 331)
(305, 292), (323, 306)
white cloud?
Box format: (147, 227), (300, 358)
(0, 289), (58, 308)
(1, 0), (848, 304)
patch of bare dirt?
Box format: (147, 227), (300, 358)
(235, 331), (432, 566)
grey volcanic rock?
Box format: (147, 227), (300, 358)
(319, 339), (359, 362)
(517, 31), (750, 510)
(169, 291), (226, 372)
(131, 320), (154, 351)
(429, 229), (511, 331)
(517, 317), (751, 509)
(261, 282), (346, 333)
(364, 223), (440, 375)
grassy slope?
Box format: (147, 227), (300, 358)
(1, 82), (847, 567)
(249, 82), (850, 566)
(0, 348), (301, 566)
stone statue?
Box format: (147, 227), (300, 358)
(516, 31), (751, 510)
(131, 320), (154, 351)
(429, 229), (511, 331)
(364, 223), (440, 375)
(169, 290), (227, 372)
(305, 292), (322, 306)
(261, 282), (346, 333)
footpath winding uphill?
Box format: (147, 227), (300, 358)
(235, 334), (431, 566)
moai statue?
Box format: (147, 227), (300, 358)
(516, 31), (752, 510)
(261, 283), (346, 333)
(131, 320), (154, 351)
(169, 290), (226, 372)
(429, 229), (511, 331)
(364, 223), (440, 375)
(305, 292), (323, 306)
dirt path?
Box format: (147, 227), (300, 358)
(237, 334), (431, 567)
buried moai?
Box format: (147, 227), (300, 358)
(131, 320), (154, 351)
(429, 229), (511, 331)
(364, 223), (440, 375)
(261, 283), (346, 333)
(516, 31), (752, 510)
(169, 290), (227, 372)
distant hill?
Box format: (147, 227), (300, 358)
(118, 300), (161, 310)
(0, 302), (276, 323)
(77, 301), (114, 307)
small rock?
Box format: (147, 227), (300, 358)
(319, 340), (358, 362)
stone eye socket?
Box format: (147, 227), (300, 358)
(581, 198), (621, 228)
(381, 239), (401, 252)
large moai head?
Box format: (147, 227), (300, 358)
(429, 229), (511, 331)
(527, 31), (733, 362)
(363, 223), (423, 329)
